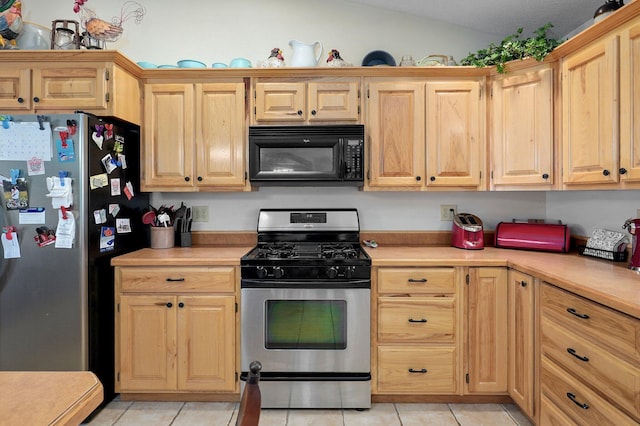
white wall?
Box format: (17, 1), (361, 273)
(546, 191), (640, 237)
(23, 0), (640, 235)
(23, 0), (498, 67)
(154, 189), (547, 231)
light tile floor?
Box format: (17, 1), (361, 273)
(86, 398), (534, 426)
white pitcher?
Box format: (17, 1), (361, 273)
(288, 40), (323, 67)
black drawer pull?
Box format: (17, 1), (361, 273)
(166, 277), (186, 282)
(566, 392), (589, 410)
(567, 348), (589, 362)
(408, 318), (427, 323)
(408, 368), (427, 374)
(566, 308), (589, 319)
(520, 280), (527, 287)
(408, 278), (427, 283)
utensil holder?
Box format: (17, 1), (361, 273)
(179, 232), (192, 247)
(150, 227), (174, 249)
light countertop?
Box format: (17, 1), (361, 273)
(111, 245), (640, 319)
(365, 246), (640, 319)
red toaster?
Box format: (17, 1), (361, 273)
(452, 213), (484, 250)
(494, 221), (571, 253)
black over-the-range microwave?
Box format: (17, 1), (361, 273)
(248, 125), (365, 186)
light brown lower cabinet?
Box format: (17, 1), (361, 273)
(466, 267), (508, 394)
(374, 267), (461, 395)
(507, 269), (535, 418)
(539, 282), (640, 424)
(115, 266), (238, 394)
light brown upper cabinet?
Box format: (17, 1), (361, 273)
(366, 78), (485, 190)
(0, 62), (140, 124)
(252, 78), (360, 124)
(142, 80), (248, 192)
(562, 14), (640, 188)
(425, 80), (485, 188)
(619, 20), (640, 183)
(490, 63), (555, 190)
(366, 80), (426, 189)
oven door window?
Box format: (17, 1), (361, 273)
(265, 300), (347, 349)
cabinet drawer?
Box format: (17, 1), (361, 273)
(541, 357), (638, 426)
(119, 266), (236, 292)
(377, 346), (457, 394)
(378, 297), (456, 343)
(541, 316), (640, 418)
(540, 394), (580, 426)
(541, 282), (640, 360)
(378, 268), (455, 294)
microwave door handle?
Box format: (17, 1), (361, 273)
(338, 138), (345, 178)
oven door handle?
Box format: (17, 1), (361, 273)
(241, 279), (371, 289)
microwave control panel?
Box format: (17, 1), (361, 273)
(344, 138), (364, 180)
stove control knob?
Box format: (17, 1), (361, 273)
(345, 266), (355, 279)
(273, 266), (285, 279)
(327, 267), (339, 279)
(256, 266), (268, 279)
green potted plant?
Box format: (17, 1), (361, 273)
(460, 23), (563, 73)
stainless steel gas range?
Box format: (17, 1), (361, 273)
(240, 209), (371, 409)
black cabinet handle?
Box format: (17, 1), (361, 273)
(197, 176), (203, 181)
(17, 97), (24, 103)
(408, 318), (427, 323)
(520, 280), (527, 287)
(166, 302), (173, 308)
(166, 277), (185, 282)
(567, 348), (589, 362)
(311, 110), (317, 115)
(542, 173), (549, 179)
(603, 169), (610, 176)
(33, 96), (40, 103)
(430, 176), (436, 181)
(184, 176), (190, 182)
(416, 176), (421, 181)
(178, 302), (184, 308)
(620, 168), (627, 175)
(566, 392), (589, 410)
(408, 368), (427, 373)
(297, 110), (303, 116)
(566, 308), (589, 319)
(408, 278), (427, 283)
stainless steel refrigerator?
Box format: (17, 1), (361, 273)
(0, 112), (149, 407)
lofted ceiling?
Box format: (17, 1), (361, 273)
(345, 0), (616, 39)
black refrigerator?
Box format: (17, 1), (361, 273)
(0, 112), (149, 408)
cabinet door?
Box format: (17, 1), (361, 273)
(177, 295), (236, 392)
(254, 82), (305, 122)
(467, 267), (508, 394)
(119, 295), (177, 391)
(143, 84), (195, 190)
(0, 67), (31, 110)
(308, 80), (360, 122)
(196, 82), (246, 188)
(367, 81), (425, 188)
(620, 22), (640, 182)
(562, 36), (619, 184)
(507, 270), (535, 417)
(492, 67), (554, 188)
(426, 80), (483, 187)
(31, 63), (108, 110)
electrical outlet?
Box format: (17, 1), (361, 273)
(440, 204), (458, 221)
(192, 206), (209, 222)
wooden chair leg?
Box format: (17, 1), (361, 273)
(236, 361), (262, 426)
